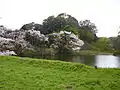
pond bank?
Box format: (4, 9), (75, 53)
(77, 50), (112, 55)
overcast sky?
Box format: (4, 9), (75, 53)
(0, 0), (120, 37)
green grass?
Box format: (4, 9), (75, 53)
(0, 56), (120, 90)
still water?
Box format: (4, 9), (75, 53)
(39, 55), (120, 68)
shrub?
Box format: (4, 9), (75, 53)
(91, 37), (113, 52)
(113, 51), (120, 56)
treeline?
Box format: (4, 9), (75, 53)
(0, 13), (118, 56)
(20, 13), (98, 43)
(20, 13), (115, 53)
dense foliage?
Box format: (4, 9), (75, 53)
(110, 36), (120, 50)
(0, 13), (116, 56)
(109, 35), (120, 55)
(91, 37), (113, 52)
(20, 13), (98, 43)
(79, 20), (98, 43)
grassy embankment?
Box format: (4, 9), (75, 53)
(0, 56), (120, 90)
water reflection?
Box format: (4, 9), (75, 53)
(72, 55), (95, 66)
(95, 55), (120, 68)
(36, 55), (120, 68)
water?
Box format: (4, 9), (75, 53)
(39, 55), (120, 68)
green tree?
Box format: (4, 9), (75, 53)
(79, 20), (98, 43)
(42, 16), (67, 34)
(58, 13), (80, 29)
(92, 37), (113, 52)
(20, 22), (43, 32)
(110, 36), (120, 50)
(42, 13), (80, 35)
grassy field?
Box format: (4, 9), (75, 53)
(0, 56), (120, 90)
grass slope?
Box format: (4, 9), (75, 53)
(0, 56), (120, 90)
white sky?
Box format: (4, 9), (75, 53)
(0, 0), (120, 37)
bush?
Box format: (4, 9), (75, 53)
(87, 43), (100, 51)
(113, 51), (120, 56)
(20, 49), (35, 57)
(19, 47), (58, 58)
(91, 37), (113, 52)
(81, 42), (100, 51)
